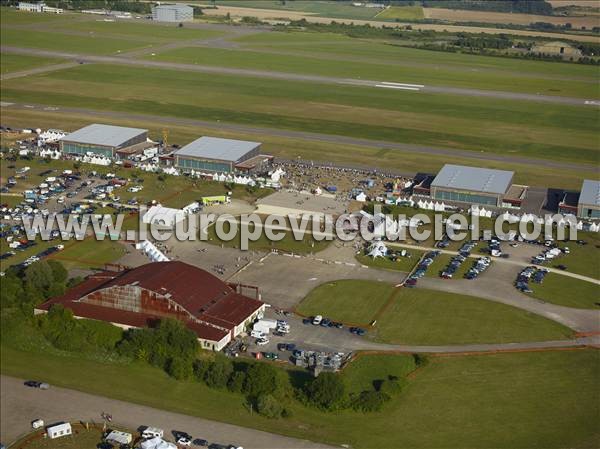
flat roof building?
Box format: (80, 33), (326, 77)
(152, 3), (194, 22)
(430, 164), (514, 207)
(578, 179), (600, 219)
(60, 124), (148, 159)
(174, 136), (262, 173)
(35, 261), (265, 351)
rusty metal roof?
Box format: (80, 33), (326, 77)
(38, 262), (262, 342)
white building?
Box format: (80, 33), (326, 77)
(46, 422), (72, 439)
(18, 2), (62, 13)
(152, 3), (194, 22)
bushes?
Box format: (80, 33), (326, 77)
(243, 362), (279, 398)
(203, 355), (234, 389)
(256, 394), (285, 419)
(305, 372), (346, 410)
(352, 390), (389, 412)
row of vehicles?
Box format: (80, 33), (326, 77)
(464, 257), (491, 280)
(405, 250), (441, 287)
(515, 266), (549, 293)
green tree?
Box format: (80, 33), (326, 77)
(227, 371), (246, 393)
(352, 390), (390, 412)
(0, 271), (24, 309)
(167, 357), (193, 380)
(204, 355), (233, 389)
(256, 394), (284, 418)
(243, 362), (279, 398)
(306, 372), (345, 410)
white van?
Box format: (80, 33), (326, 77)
(142, 427), (164, 439)
(250, 329), (265, 338)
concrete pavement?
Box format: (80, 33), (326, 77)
(0, 376), (333, 449)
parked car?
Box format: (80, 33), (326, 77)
(24, 381), (49, 389)
(256, 337), (269, 346)
(177, 436), (192, 446)
(312, 315), (323, 325)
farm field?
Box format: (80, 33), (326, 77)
(0, 107), (592, 191)
(423, 7), (599, 29)
(375, 287), (574, 344)
(296, 279), (396, 325)
(210, 0), (382, 20)
(146, 45), (597, 98)
(1, 64), (598, 169)
(376, 5), (425, 20)
(2, 345), (598, 449)
(0, 53), (64, 75)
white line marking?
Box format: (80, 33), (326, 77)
(381, 81), (425, 88)
(375, 84), (421, 91)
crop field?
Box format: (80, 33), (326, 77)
(376, 5), (425, 20)
(211, 0), (382, 20)
(0, 53), (64, 74)
(2, 345), (598, 449)
(423, 7), (599, 29)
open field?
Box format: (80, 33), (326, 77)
(0, 28), (152, 56)
(1, 64), (598, 168)
(375, 287), (574, 344)
(210, 0), (382, 20)
(234, 30), (600, 82)
(147, 44), (597, 98)
(527, 274), (599, 309)
(2, 345), (598, 449)
(0, 107), (593, 191)
(341, 353), (416, 393)
(296, 279), (396, 325)
(1, 53), (64, 75)
(49, 238), (127, 271)
(296, 281), (573, 344)
(377, 5), (425, 20)
(200, 4), (600, 42)
(557, 232), (600, 280)
(423, 7), (600, 29)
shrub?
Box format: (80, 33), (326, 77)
(305, 372), (345, 410)
(167, 357), (193, 380)
(243, 362), (279, 398)
(204, 355), (233, 389)
(256, 394), (284, 418)
(352, 390), (390, 412)
(228, 371), (246, 393)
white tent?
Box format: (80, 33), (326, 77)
(140, 437), (177, 449)
(355, 192), (367, 202)
(136, 240), (169, 262)
(142, 205), (185, 227)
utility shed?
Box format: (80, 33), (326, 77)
(175, 136), (261, 173)
(578, 179), (600, 219)
(46, 422), (72, 439)
(430, 164), (514, 207)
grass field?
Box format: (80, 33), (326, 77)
(296, 280), (396, 324)
(556, 232), (600, 280)
(296, 281), (573, 344)
(375, 287), (574, 344)
(2, 345), (598, 448)
(341, 353), (416, 393)
(146, 44), (596, 98)
(50, 238), (127, 270)
(376, 5), (425, 20)
(1, 53), (64, 74)
(0, 28), (151, 55)
(2, 64), (598, 169)
(527, 274), (599, 309)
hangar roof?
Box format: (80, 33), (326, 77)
(175, 136), (261, 162)
(61, 124), (147, 148)
(37, 262), (263, 341)
(579, 179), (600, 207)
(431, 164), (513, 195)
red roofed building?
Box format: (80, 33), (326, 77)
(35, 261), (265, 351)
